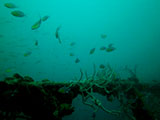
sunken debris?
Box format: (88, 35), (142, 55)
(0, 66), (160, 120)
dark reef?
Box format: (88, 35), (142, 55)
(0, 72), (160, 120)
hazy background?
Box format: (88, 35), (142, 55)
(0, 0), (160, 119)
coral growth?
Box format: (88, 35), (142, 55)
(0, 66), (160, 120)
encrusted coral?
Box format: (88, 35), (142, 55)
(0, 65), (159, 120)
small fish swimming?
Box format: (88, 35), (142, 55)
(58, 86), (70, 94)
(106, 44), (116, 52)
(70, 42), (76, 46)
(106, 47), (115, 52)
(55, 26), (62, 44)
(75, 58), (80, 63)
(100, 46), (106, 50)
(4, 3), (17, 9)
(108, 44), (113, 48)
(69, 52), (74, 56)
(5, 69), (12, 73)
(24, 51), (32, 57)
(31, 18), (42, 30)
(35, 40), (38, 46)
(99, 64), (105, 69)
(41, 15), (49, 22)
(89, 48), (96, 54)
(31, 15), (49, 30)
(11, 10), (25, 17)
(101, 34), (107, 39)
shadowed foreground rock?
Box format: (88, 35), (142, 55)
(0, 72), (160, 120)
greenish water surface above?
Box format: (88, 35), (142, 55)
(0, 0), (160, 82)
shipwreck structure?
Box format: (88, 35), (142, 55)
(0, 65), (160, 120)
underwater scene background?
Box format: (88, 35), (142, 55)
(0, 0), (160, 119)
